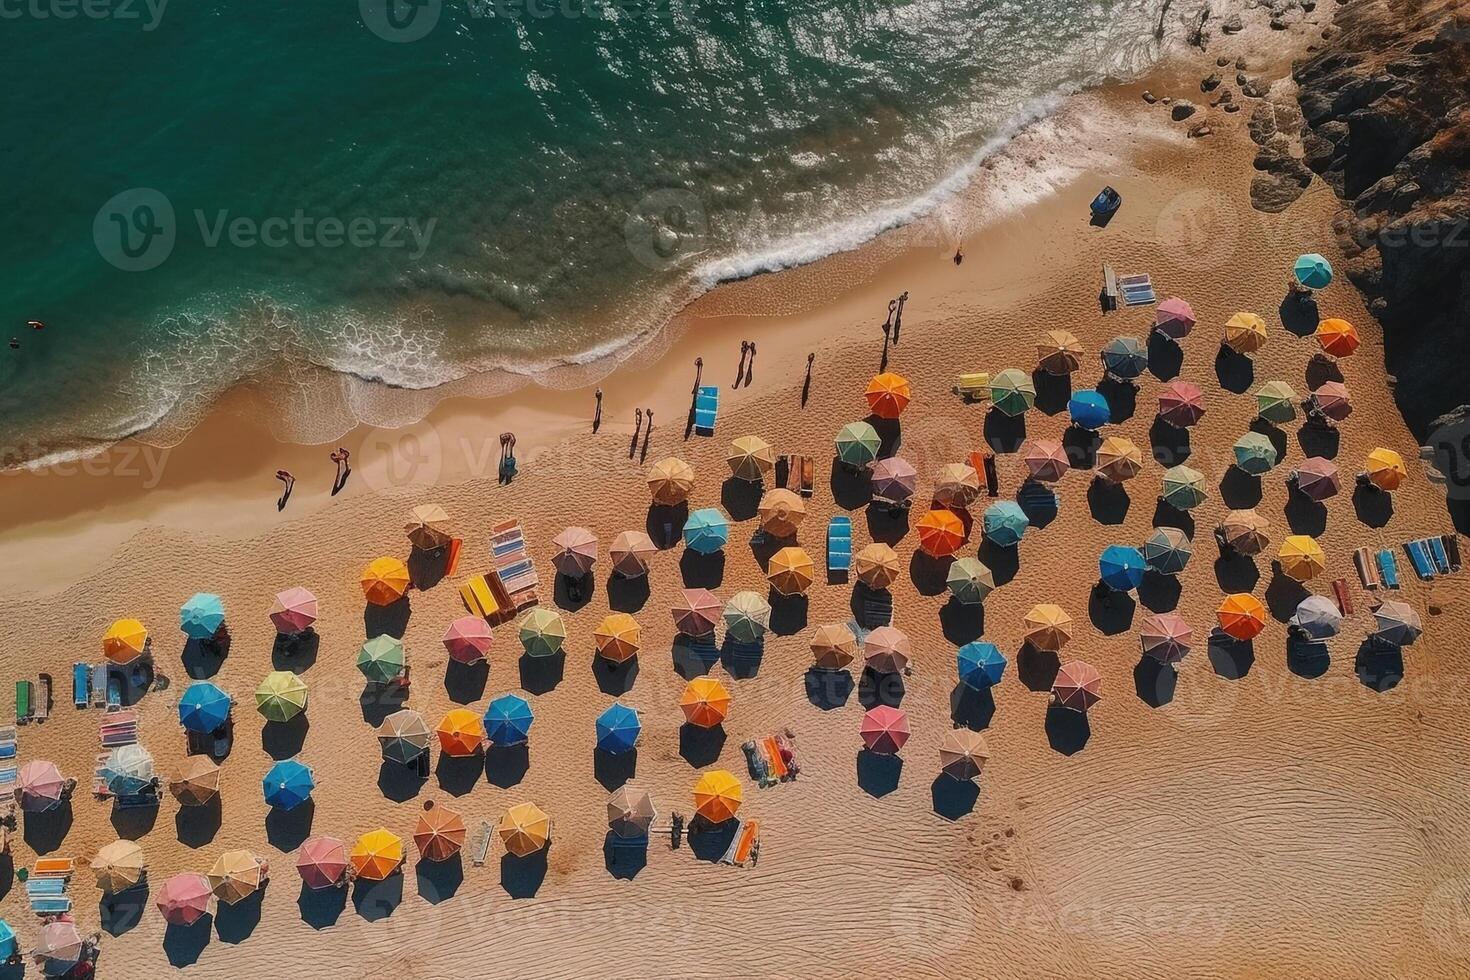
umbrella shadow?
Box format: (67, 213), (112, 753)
(1086, 479), (1129, 525)
(1219, 466), (1262, 509)
(1250, 417), (1289, 457)
(23, 800), (73, 854)
(262, 714), (309, 761)
(271, 630), (318, 672)
(672, 634), (720, 679)
(977, 540), (1020, 586)
(1032, 369), (1071, 416)
(1016, 644), (1060, 693)
(1297, 421), (1340, 460)
(445, 659), (489, 704)
(594, 747), (637, 791)
(364, 596), (411, 640)
(1214, 554), (1261, 592)
(1088, 584), (1136, 635)
(163, 918), (212, 968)
(111, 801), (158, 840)
(719, 638), (764, 679)
(519, 652), (565, 696)
(1063, 426), (1101, 470)
(984, 411), (1027, 454)
(1138, 570), (1181, 613)
(1149, 418), (1191, 467)
(858, 666), (905, 709)
(829, 463), (872, 510)
(856, 749), (903, 798)
(100, 882), (150, 937)
(950, 682), (996, 731)
(1265, 565), (1310, 622)
(434, 754), (483, 797)
(604, 833), (648, 880)
(501, 848), (549, 899)
(592, 656), (639, 696)
(214, 887), (265, 945)
(940, 598), (985, 644)
(1133, 657), (1176, 708)
(297, 882), (347, 930)
(352, 874), (404, 922)
(407, 547), (450, 591)
(182, 636), (227, 679)
(646, 502), (688, 550)
(485, 744), (530, 789)
(1304, 354), (1343, 389)
(1353, 482), (1394, 528)
(866, 503), (910, 545)
(768, 593), (808, 635)
(679, 724), (726, 767)
(175, 797), (222, 849)
(908, 551), (951, 597)
(720, 477), (762, 521)
(416, 855), (464, 904)
(679, 550), (725, 589)
(1151, 500), (1195, 537)
(931, 774), (980, 821)
(1287, 633), (1331, 678)
(1147, 332), (1183, 380)
(1098, 376), (1137, 423)
(1044, 704), (1091, 755)
(607, 574), (651, 613)
(1284, 486), (1328, 536)
(1279, 293), (1319, 336)
(1207, 630), (1256, 679)
(378, 760), (426, 803)
(804, 668), (853, 710)
(1214, 346), (1255, 394)
(1355, 639), (1404, 692)
(553, 572), (595, 612)
(688, 819), (738, 862)
(266, 799), (314, 852)
(868, 416), (902, 458)
(849, 582), (894, 629)
(1016, 481), (1058, 529)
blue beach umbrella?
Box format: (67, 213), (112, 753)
(957, 642), (1008, 689)
(595, 702), (641, 755)
(1099, 545), (1147, 592)
(178, 680), (232, 734)
(180, 593), (226, 640)
(683, 508), (730, 555)
(262, 758), (315, 810)
(982, 501), (1029, 548)
(483, 694), (534, 747)
(1293, 253), (1332, 288)
(1100, 336), (1148, 380)
(0, 919), (15, 960)
(1068, 390), (1111, 430)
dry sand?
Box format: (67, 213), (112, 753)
(4, 24), (1470, 980)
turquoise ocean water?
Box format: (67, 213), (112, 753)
(0, 0), (1168, 463)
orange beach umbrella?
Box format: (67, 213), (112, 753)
(350, 829), (404, 881)
(1314, 317), (1360, 358)
(680, 677), (731, 728)
(498, 803), (551, 857)
(810, 623), (857, 670)
(1365, 448), (1407, 491)
(1217, 593), (1267, 640)
(594, 613), (642, 663)
(767, 546), (815, 595)
(692, 770), (743, 823)
(361, 557), (411, 606)
(413, 802), (468, 862)
(435, 708), (485, 757)
(865, 372), (912, 418)
(103, 619), (149, 665)
(916, 508), (966, 557)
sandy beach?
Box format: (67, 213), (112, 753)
(4, 13), (1470, 979)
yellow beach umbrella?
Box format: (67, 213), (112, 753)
(1223, 312), (1268, 354)
(594, 613), (642, 663)
(726, 436), (776, 482)
(1095, 437), (1143, 483)
(767, 546), (815, 596)
(255, 670), (308, 722)
(693, 769), (743, 823)
(647, 456), (696, 505)
(1365, 448), (1407, 491)
(103, 619), (149, 665)
(91, 840), (146, 894)
(361, 556), (411, 606)
(855, 542), (902, 590)
(350, 829), (404, 881)
(498, 802), (551, 857)
(1278, 535), (1327, 582)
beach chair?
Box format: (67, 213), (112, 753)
(777, 454), (814, 497)
(953, 373), (990, 402)
(1119, 273), (1156, 306)
(71, 664), (88, 709)
(1444, 534), (1462, 571)
(732, 820), (760, 867)
(89, 666), (106, 709)
(1354, 547), (1380, 590)
(1404, 540), (1435, 580)
(31, 858), (73, 880)
(1332, 578), (1354, 616)
(14, 682), (31, 725)
(100, 710), (138, 749)
(490, 520), (539, 613)
(693, 385), (719, 436)
(1377, 548), (1400, 589)
(1101, 265), (1119, 312)
(1427, 536), (1451, 575)
(459, 574), (500, 620)
(971, 451), (998, 497)
(826, 517), (852, 579)
(34, 675), (50, 721)
(0, 726), (16, 763)
(106, 673), (122, 709)
(859, 592), (893, 629)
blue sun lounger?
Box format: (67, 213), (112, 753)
(1377, 548), (1400, 589)
(1428, 536), (1451, 574)
(72, 663), (89, 709)
(826, 517), (852, 578)
(693, 386), (719, 436)
(1405, 539), (1435, 580)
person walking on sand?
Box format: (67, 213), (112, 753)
(275, 470), (295, 511)
(630, 408), (643, 459)
(893, 291), (909, 346)
(744, 342), (756, 387)
(953, 245), (964, 266)
(330, 447), (351, 495)
(734, 341), (749, 389)
(593, 387), (604, 433)
(503, 433), (518, 482)
(692, 357), (703, 394)
(885, 298), (896, 333)
(880, 320), (891, 373)
(802, 352), (815, 407)
(641, 409), (654, 463)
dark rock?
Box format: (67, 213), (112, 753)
(1188, 123), (1214, 138)
(1218, 56), (1232, 67)
(1223, 14), (1244, 33)
(1142, 89), (1157, 104)
(1225, 102), (1242, 113)
(1242, 77), (1272, 98)
(1202, 72), (1222, 92)
(1248, 101), (1278, 144)
(1171, 101), (1198, 121)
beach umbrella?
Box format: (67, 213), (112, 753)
(1293, 457), (1341, 501)
(1294, 253), (1332, 288)
(1157, 381), (1206, 428)
(177, 680), (231, 734)
(982, 500), (1029, 548)
(0, 920), (14, 961)
(595, 702), (642, 755)
(1036, 329), (1084, 375)
(692, 770), (743, 823)
(933, 462), (982, 509)
(946, 557), (995, 604)
(865, 371), (913, 417)
(610, 530), (657, 578)
(208, 850), (263, 905)
(35, 920), (86, 976)
(17, 760), (65, 812)
(413, 803), (468, 862)
(102, 744), (154, 797)
(1142, 526), (1193, 575)
(1365, 448), (1407, 491)
(855, 542), (902, 589)
(863, 624), (912, 674)
(916, 507), (967, 557)
(1279, 535), (1327, 582)
(988, 369), (1036, 417)
(834, 421), (882, 467)
(551, 526), (599, 578)
(168, 756), (220, 807)
(727, 435), (776, 482)
(1309, 381), (1353, 423)
(683, 507), (731, 554)
(647, 456), (696, 505)
(1068, 389), (1111, 431)
(869, 456), (918, 503)
(1254, 381), (1298, 423)
(357, 634), (406, 684)
(262, 758), (315, 810)
(498, 803), (551, 857)
(939, 729), (990, 782)
(361, 556), (411, 606)
(680, 677), (731, 729)
(1223, 312), (1268, 354)
(350, 829), (404, 881)
(860, 705), (910, 755)
(483, 694), (534, 746)
(767, 546), (815, 596)
(1315, 317), (1359, 358)
(1095, 437), (1144, 483)
(1021, 438), (1070, 483)
(957, 641), (1007, 688)
(1290, 596), (1343, 640)
(724, 591), (771, 644)
(180, 593), (226, 640)
(1217, 593), (1267, 640)
(1024, 603), (1073, 652)
(1372, 599), (1423, 646)
(1216, 509), (1271, 556)
(1100, 335), (1149, 380)
(1052, 661), (1102, 713)
(810, 623), (857, 670)
(435, 708), (485, 757)
(671, 587), (722, 636)
(607, 786), (657, 839)
(405, 503), (454, 551)
(1154, 297), (1196, 339)
(103, 618), (148, 665)
(295, 835), (349, 890)
(156, 873), (212, 926)
(1099, 545), (1147, 592)
(1232, 432), (1279, 474)
(518, 607), (566, 657)
(758, 488), (806, 537)
(269, 586), (318, 636)
(376, 709), (431, 765)
(442, 615), (493, 664)
(1160, 464), (1208, 510)
(594, 612), (642, 663)
(92, 839), (146, 894)
(1139, 612), (1193, 664)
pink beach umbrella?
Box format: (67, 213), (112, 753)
(860, 706), (910, 755)
(1139, 612), (1194, 665)
(296, 835), (350, 890)
(1020, 439), (1070, 483)
(17, 760), (65, 812)
(1293, 457), (1341, 501)
(869, 457), (919, 505)
(442, 616), (493, 665)
(269, 587), (319, 636)
(551, 527), (599, 578)
(1309, 381), (1353, 423)
(1155, 297), (1196, 339)
(1157, 381), (1206, 428)
(671, 588), (722, 637)
(156, 873), (213, 926)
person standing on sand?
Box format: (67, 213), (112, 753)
(734, 341), (748, 389)
(893, 291), (909, 346)
(885, 298), (896, 333)
(802, 352), (815, 407)
(275, 470), (294, 511)
(693, 357), (702, 394)
(953, 245), (964, 266)
(880, 321), (891, 373)
(744, 342), (756, 387)
(630, 408), (643, 459)
(330, 447), (351, 495)
(641, 409), (654, 463)
(593, 388), (603, 433)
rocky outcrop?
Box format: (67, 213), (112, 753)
(1293, 0), (1470, 444)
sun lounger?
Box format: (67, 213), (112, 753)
(89, 666), (106, 708)
(1102, 265), (1119, 312)
(1354, 547), (1380, 590)
(26, 878), (65, 897)
(762, 735), (787, 779)
(34, 675), (50, 721)
(14, 682), (31, 725)
(971, 451), (998, 497)
(1404, 540), (1435, 580)
(953, 373), (990, 402)
(1377, 548), (1400, 589)
(445, 538), (463, 577)
(1444, 534), (1462, 571)
(777, 454), (814, 497)
(0, 726), (16, 762)
(71, 664), (88, 709)
(741, 741), (774, 788)
(693, 385), (719, 436)
(459, 575), (500, 620)
(1427, 536), (1451, 575)
(1119, 273), (1156, 306)
(31, 858), (73, 879)
(729, 820), (760, 867)
(100, 710), (138, 749)
(1332, 578), (1353, 616)
(490, 520), (539, 612)
(106, 673), (122, 709)
(859, 592), (893, 629)
(826, 517), (852, 579)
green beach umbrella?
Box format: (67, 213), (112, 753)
(723, 590), (772, 644)
(1100, 336), (1148, 380)
(1232, 432), (1279, 474)
(988, 369), (1036, 417)
(357, 635), (406, 684)
(1142, 526), (1193, 575)
(834, 421), (881, 467)
(1160, 465), (1208, 510)
(255, 671), (307, 723)
(518, 608), (566, 658)
(1255, 381), (1298, 424)
(946, 557), (995, 605)
(1293, 253), (1332, 288)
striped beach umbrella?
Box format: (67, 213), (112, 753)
(863, 625), (912, 674)
(917, 508), (967, 557)
(1254, 381), (1298, 423)
(957, 641), (1007, 688)
(1142, 526), (1192, 575)
(647, 456), (696, 505)
(178, 681), (232, 734)
(1139, 612), (1193, 664)
(671, 588), (722, 636)
(1293, 253), (1332, 288)
(1068, 389), (1111, 430)
(810, 623), (857, 670)
(1157, 380), (1205, 428)
(1233, 432), (1279, 474)
(680, 677), (731, 729)
(860, 705), (910, 755)
(865, 371), (913, 418)
(1037, 330), (1084, 375)
(1365, 448), (1407, 491)
(693, 770), (743, 823)
(1154, 298), (1195, 339)
(442, 616), (493, 664)
(683, 507), (730, 554)
(1101, 335), (1148, 380)
(1099, 545), (1147, 592)
(835, 421), (882, 467)
(946, 557), (995, 604)
(1052, 661), (1103, 712)
(594, 612), (642, 663)
(1217, 593), (1267, 640)
(518, 607), (566, 657)
(988, 369), (1036, 417)
(595, 702), (642, 754)
(1223, 312), (1268, 354)
(939, 729), (990, 782)
(724, 591), (771, 644)
(982, 500), (1029, 548)
(376, 709), (431, 765)
(262, 758), (315, 810)
(180, 593), (225, 640)
(855, 542), (902, 590)
(1160, 464), (1208, 510)
(360, 556), (411, 606)
(357, 635), (406, 684)
(483, 694), (534, 747)
(269, 587), (319, 636)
